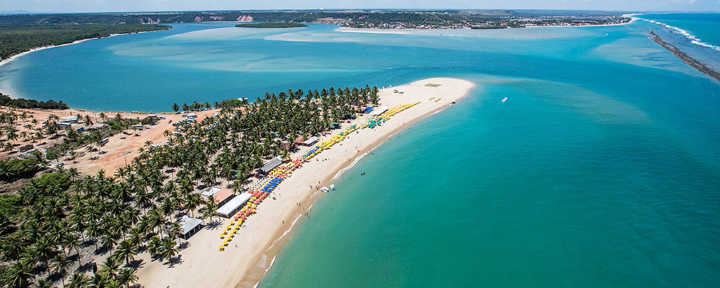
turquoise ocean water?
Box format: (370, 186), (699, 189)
(1, 16), (719, 287)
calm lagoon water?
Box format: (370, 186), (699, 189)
(1, 16), (719, 287)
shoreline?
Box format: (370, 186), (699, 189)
(236, 86), (470, 288)
(135, 77), (476, 288)
(0, 29), (169, 98)
(335, 18), (636, 34)
(0, 36), (108, 68)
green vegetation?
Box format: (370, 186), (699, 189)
(0, 24), (169, 60)
(0, 154), (44, 182)
(0, 93), (68, 110)
(0, 84), (379, 286)
(173, 101), (211, 112)
(235, 22), (307, 28)
(0, 194), (21, 222)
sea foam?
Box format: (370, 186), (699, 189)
(642, 18), (720, 52)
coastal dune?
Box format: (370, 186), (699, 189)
(136, 77), (476, 288)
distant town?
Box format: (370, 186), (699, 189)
(0, 9), (632, 30)
(310, 11), (631, 29)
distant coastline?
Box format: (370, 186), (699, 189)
(0, 28), (170, 100)
(0, 37), (96, 68)
(235, 22), (307, 28)
(0, 28), (169, 70)
(335, 17), (636, 34)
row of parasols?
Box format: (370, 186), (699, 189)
(218, 102), (421, 250)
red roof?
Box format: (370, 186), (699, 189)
(213, 189), (234, 204)
(294, 135), (305, 144)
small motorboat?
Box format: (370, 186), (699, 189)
(361, 171), (366, 176)
(320, 187), (330, 193)
(330, 184), (336, 191)
(502, 97), (508, 103)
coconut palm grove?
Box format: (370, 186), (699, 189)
(0, 86), (379, 287)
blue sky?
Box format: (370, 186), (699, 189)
(2, 0), (719, 13)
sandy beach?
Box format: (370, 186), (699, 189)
(135, 77), (475, 287)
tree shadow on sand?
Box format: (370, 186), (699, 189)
(128, 259), (145, 269)
(165, 255), (183, 268)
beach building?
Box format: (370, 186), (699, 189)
(302, 136), (319, 146)
(213, 189), (234, 206)
(260, 156), (283, 174)
(184, 113), (198, 119)
(59, 115), (79, 125)
(18, 144), (33, 152)
(88, 123), (107, 130)
(371, 106), (389, 116)
(201, 187), (222, 199)
(216, 192), (253, 217)
(178, 215), (203, 239)
(294, 135), (306, 145)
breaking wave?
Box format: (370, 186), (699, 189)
(642, 18), (720, 52)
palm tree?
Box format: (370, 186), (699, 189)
(114, 240), (136, 266)
(68, 168), (80, 182)
(99, 256), (120, 282)
(90, 271), (108, 288)
(147, 236), (161, 258)
(185, 193), (201, 217)
(160, 237), (178, 266)
(100, 231), (118, 252)
(51, 253), (72, 287)
(36, 279), (52, 288)
(200, 201), (218, 223)
(117, 267), (138, 288)
(68, 273), (91, 288)
(172, 103), (180, 112)
(35, 235), (55, 272)
(7, 260), (33, 288)
(6, 127), (17, 141)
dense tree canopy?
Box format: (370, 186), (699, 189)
(0, 84), (380, 287)
(0, 155), (44, 182)
(0, 94), (68, 110)
(0, 24), (169, 60)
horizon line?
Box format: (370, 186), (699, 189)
(2, 8), (718, 16)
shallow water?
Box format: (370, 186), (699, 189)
(0, 20), (712, 111)
(260, 77), (720, 288)
(1, 17), (720, 288)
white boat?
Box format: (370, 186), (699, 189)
(330, 184), (336, 191)
(320, 187), (330, 192)
(502, 97), (508, 103)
